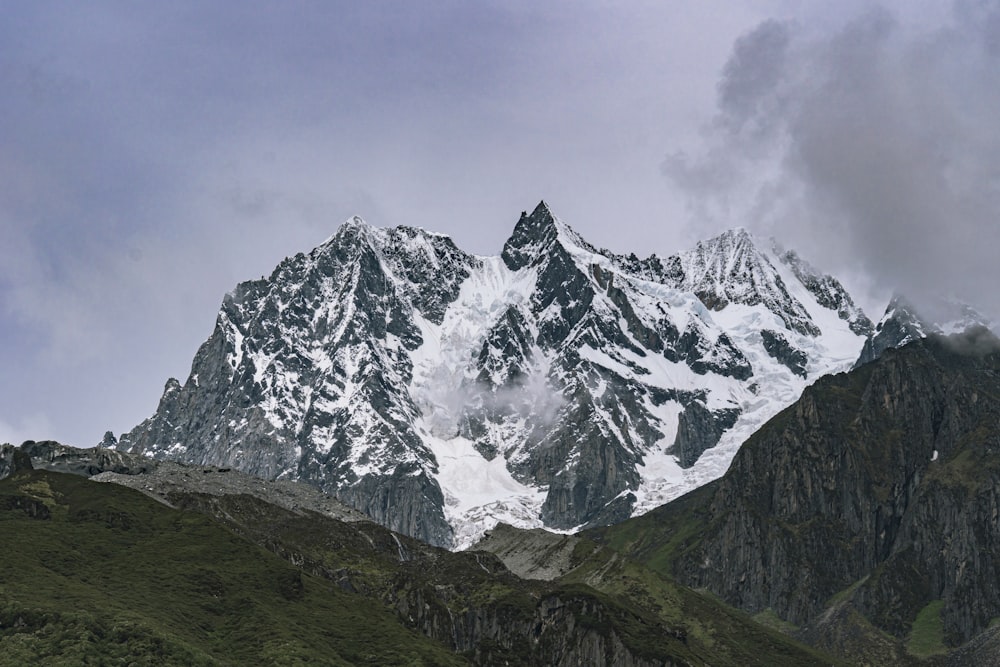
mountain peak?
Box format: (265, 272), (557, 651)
(530, 199), (555, 220)
(501, 201), (574, 270)
(714, 226), (752, 242)
(672, 226), (822, 335)
(319, 215), (376, 252)
(519, 201), (559, 235)
(852, 293), (993, 368)
(119, 203), (880, 550)
(337, 215), (371, 236)
(693, 226), (757, 257)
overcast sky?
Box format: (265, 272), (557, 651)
(2, 1), (997, 447)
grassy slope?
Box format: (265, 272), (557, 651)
(0, 469), (465, 666)
(168, 491), (703, 666)
(0, 466), (846, 666)
(170, 488), (841, 666)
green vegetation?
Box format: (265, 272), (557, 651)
(589, 480), (717, 578)
(6, 468), (828, 665)
(907, 600), (946, 658)
(752, 609), (799, 635)
(0, 470), (465, 666)
(558, 542), (842, 666)
(826, 576), (867, 607)
(173, 491), (706, 665)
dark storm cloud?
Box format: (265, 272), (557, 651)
(717, 19), (791, 135)
(666, 3), (1000, 323)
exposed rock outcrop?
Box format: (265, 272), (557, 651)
(0, 440), (151, 480)
(641, 329), (1000, 654)
(759, 329), (808, 378)
(667, 401), (740, 469)
(0, 444), (33, 478)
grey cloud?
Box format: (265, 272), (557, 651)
(666, 4), (1000, 324)
(940, 323), (1000, 356)
(717, 19), (791, 136)
(6, 2), (742, 448)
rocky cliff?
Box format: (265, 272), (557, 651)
(595, 327), (1000, 661)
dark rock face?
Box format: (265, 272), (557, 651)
(760, 329), (808, 378)
(675, 325), (753, 380)
(0, 444), (34, 478)
(398, 588), (678, 667)
(669, 329), (1000, 648)
(0, 440), (154, 478)
(333, 465), (453, 549)
(854, 295), (933, 368)
(667, 402), (740, 469)
(476, 306), (533, 388)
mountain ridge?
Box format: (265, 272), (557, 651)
(589, 328), (1000, 664)
(117, 202), (874, 548)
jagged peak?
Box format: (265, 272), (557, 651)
(511, 201), (559, 243)
(309, 215), (379, 257)
(316, 216), (465, 265)
(670, 226), (822, 336)
(688, 226), (758, 257)
(878, 293), (925, 328)
(680, 227), (775, 286)
(531, 199), (555, 220)
(329, 215), (374, 241)
(502, 201), (598, 270)
(875, 293), (992, 336)
(853, 293), (996, 369)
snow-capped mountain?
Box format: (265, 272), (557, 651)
(118, 202), (875, 548)
(854, 294), (992, 369)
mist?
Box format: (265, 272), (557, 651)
(665, 3), (1000, 325)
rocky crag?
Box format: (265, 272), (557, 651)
(116, 202), (874, 547)
(593, 328), (1000, 664)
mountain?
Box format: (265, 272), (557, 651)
(0, 446), (839, 665)
(855, 294), (991, 368)
(117, 202), (875, 548)
(590, 328), (1000, 664)
(0, 465), (466, 665)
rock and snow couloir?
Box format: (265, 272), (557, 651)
(118, 202), (877, 549)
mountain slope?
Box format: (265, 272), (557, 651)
(117, 202), (874, 548)
(591, 328), (1000, 664)
(0, 450), (841, 666)
(0, 468), (465, 666)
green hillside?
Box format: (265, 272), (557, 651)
(0, 469), (464, 666)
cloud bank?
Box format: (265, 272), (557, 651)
(665, 2), (1000, 322)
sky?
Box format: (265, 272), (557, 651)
(2, 1), (998, 447)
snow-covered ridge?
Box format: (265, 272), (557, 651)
(119, 201), (877, 550)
